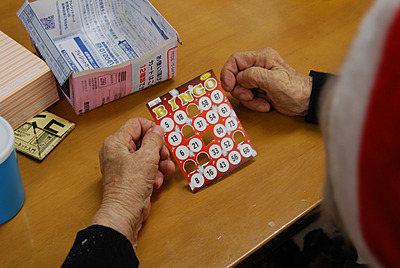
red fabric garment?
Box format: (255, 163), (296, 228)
(358, 5), (400, 267)
(320, 1), (400, 267)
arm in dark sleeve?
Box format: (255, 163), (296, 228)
(305, 71), (335, 124)
(62, 225), (139, 268)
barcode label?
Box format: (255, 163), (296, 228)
(40, 15), (55, 30)
(119, 71), (126, 82)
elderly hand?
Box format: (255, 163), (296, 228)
(90, 118), (175, 251)
(220, 47), (312, 116)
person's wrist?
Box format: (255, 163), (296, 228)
(90, 195), (143, 250)
(298, 75), (313, 116)
(302, 75), (313, 116)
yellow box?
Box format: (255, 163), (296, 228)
(0, 30), (59, 129)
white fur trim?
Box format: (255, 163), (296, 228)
(322, 0), (400, 267)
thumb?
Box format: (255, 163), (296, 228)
(138, 125), (165, 156)
(236, 66), (272, 91)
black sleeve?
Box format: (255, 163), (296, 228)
(305, 71), (335, 124)
(62, 225), (139, 268)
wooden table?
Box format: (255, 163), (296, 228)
(0, 0), (372, 267)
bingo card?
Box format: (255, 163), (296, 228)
(147, 70), (257, 192)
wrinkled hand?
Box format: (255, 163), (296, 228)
(220, 47), (312, 116)
(91, 118), (175, 251)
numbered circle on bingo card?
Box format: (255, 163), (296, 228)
(194, 117), (207, 131)
(221, 137), (234, 152)
(198, 96), (212, 111)
(175, 145), (190, 160)
(218, 103), (231, 118)
(204, 166), (218, 180)
(168, 132), (182, 146)
(174, 110), (187, 125)
(228, 151), (241, 165)
(214, 124), (226, 138)
(225, 117), (238, 132)
(209, 144), (222, 159)
(216, 158), (230, 173)
(160, 117), (174, 132)
(211, 90), (224, 104)
(206, 110), (219, 125)
(189, 138), (202, 153)
(191, 173), (204, 188)
(240, 144), (253, 158)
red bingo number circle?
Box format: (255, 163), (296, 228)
(228, 151), (241, 165)
(206, 110), (219, 124)
(214, 124), (226, 138)
(189, 138), (202, 153)
(160, 117), (174, 132)
(194, 117), (207, 131)
(174, 110), (187, 124)
(240, 144), (253, 158)
(191, 173), (204, 188)
(199, 96), (212, 111)
(216, 158), (230, 172)
(168, 132), (182, 146)
(204, 166), (217, 180)
(211, 90), (224, 104)
(209, 144), (222, 159)
(175, 145), (189, 160)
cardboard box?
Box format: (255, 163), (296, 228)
(0, 30), (59, 129)
(18, 0), (181, 114)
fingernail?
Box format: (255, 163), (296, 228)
(162, 145), (170, 158)
(151, 126), (164, 136)
(239, 93), (253, 101)
(221, 82), (230, 91)
(257, 103), (270, 112)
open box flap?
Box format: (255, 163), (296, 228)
(18, 0), (181, 86)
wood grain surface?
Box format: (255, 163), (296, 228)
(0, 0), (372, 267)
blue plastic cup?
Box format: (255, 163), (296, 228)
(0, 116), (25, 224)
